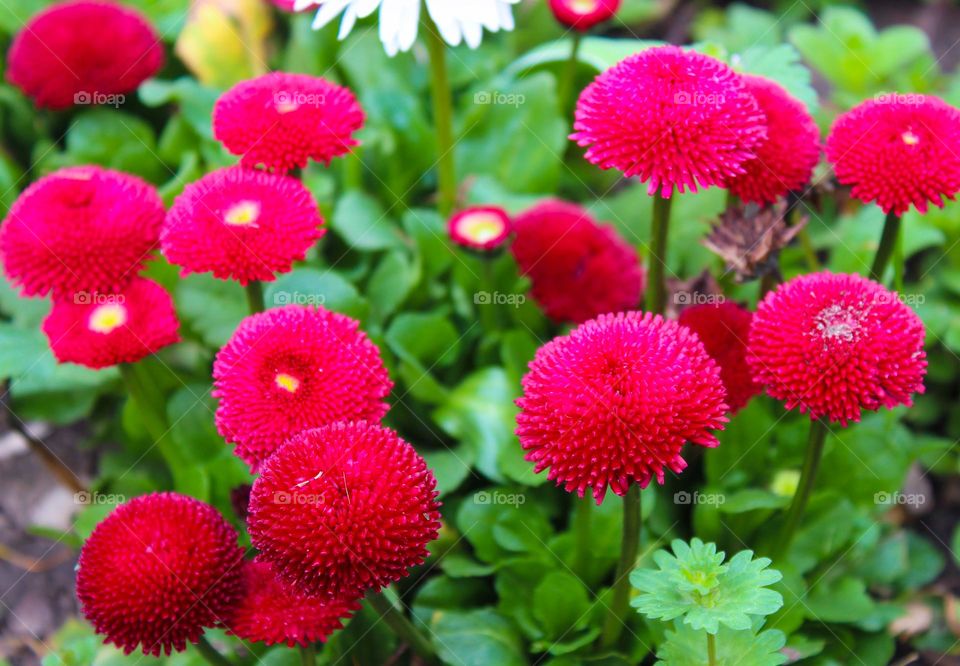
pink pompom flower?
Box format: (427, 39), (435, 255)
(448, 206), (512, 251)
(748, 272), (927, 425)
(548, 0), (621, 31)
(572, 45), (767, 197)
(516, 311), (728, 503)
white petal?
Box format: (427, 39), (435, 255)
(461, 19), (483, 49)
(379, 0), (419, 55)
(425, 0), (463, 47)
(338, 5), (360, 40)
(310, 0), (353, 30)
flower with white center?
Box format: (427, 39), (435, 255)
(293, 0), (520, 56)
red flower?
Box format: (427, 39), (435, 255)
(510, 200), (643, 323)
(516, 311), (728, 503)
(548, 0), (621, 31)
(213, 305), (392, 471)
(826, 94), (960, 215)
(678, 301), (762, 414)
(448, 206), (512, 251)
(162, 167), (324, 285)
(1, 166), (164, 298)
(748, 272), (927, 425)
(76, 493), (244, 656)
(42, 277), (179, 369)
(725, 75), (821, 205)
(6, 0), (163, 109)
(572, 46), (766, 197)
(228, 561), (360, 647)
(247, 422), (442, 599)
(213, 72), (365, 174)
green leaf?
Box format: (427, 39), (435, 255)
(734, 44), (818, 112)
(139, 78), (220, 140)
(457, 73), (567, 194)
(532, 571), (591, 640)
(656, 623), (787, 666)
(65, 109), (165, 182)
(265, 268), (368, 320)
(176, 274), (248, 348)
(367, 251), (416, 322)
(432, 609), (528, 666)
(506, 37), (663, 77)
(631, 539), (783, 634)
(433, 368), (519, 482)
(386, 312), (461, 367)
(804, 577), (875, 624)
(330, 190), (403, 252)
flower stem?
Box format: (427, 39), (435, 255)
(893, 225), (905, 293)
(869, 212), (902, 282)
(775, 418), (829, 560)
(118, 363), (187, 486)
(245, 281), (265, 314)
(367, 592), (438, 664)
(646, 193), (673, 315)
(707, 633), (717, 666)
(600, 485), (641, 648)
(300, 644), (317, 666)
(572, 496), (592, 578)
(758, 272), (779, 299)
(194, 635), (234, 666)
(424, 17), (457, 219)
(557, 32), (583, 115)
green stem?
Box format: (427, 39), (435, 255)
(245, 281), (265, 314)
(869, 212), (902, 282)
(646, 194), (673, 315)
(707, 633), (717, 666)
(367, 592), (438, 664)
(424, 17), (457, 218)
(798, 228), (820, 271)
(600, 486), (641, 648)
(194, 635), (234, 666)
(557, 32), (583, 115)
(893, 224), (905, 293)
(775, 419), (829, 560)
(118, 364), (168, 448)
(758, 272), (779, 300)
(572, 496), (592, 578)
(300, 644), (316, 666)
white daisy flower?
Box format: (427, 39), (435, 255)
(293, 0), (521, 56)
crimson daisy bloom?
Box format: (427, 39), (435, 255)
(448, 206), (512, 251)
(516, 311), (728, 503)
(213, 305), (392, 471)
(725, 75), (821, 205)
(42, 277), (180, 369)
(678, 301), (762, 413)
(213, 72), (365, 173)
(826, 94), (960, 215)
(548, 0), (621, 31)
(748, 272), (927, 425)
(1, 166), (164, 298)
(572, 46), (767, 197)
(228, 560), (360, 647)
(76, 493), (244, 656)
(6, 0), (163, 109)
(510, 199), (643, 323)
(162, 167), (324, 285)
(247, 422), (442, 599)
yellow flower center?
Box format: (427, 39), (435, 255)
(275, 372), (301, 394)
(88, 303), (128, 334)
(570, 0), (600, 13)
(224, 200), (261, 227)
(458, 212), (506, 244)
(902, 130), (920, 146)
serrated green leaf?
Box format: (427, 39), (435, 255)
(656, 623), (787, 666)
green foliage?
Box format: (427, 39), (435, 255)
(631, 539), (783, 634)
(656, 623), (787, 666)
